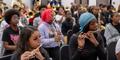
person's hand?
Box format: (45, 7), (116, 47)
(61, 12), (65, 16)
(54, 35), (61, 42)
(86, 31), (99, 46)
(54, 31), (62, 42)
(77, 33), (85, 49)
(21, 51), (32, 60)
(32, 47), (45, 60)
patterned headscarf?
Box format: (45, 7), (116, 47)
(41, 9), (54, 23)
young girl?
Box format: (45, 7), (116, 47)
(69, 12), (106, 60)
(2, 9), (20, 55)
(11, 26), (50, 60)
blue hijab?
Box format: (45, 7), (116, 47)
(79, 12), (96, 32)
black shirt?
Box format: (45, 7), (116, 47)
(2, 27), (19, 55)
(69, 32), (106, 60)
(62, 19), (73, 36)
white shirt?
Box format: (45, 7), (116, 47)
(55, 15), (65, 22)
(0, 20), (9, 57)
(0, 20), (9, 42)
(33, 17), (42, 27)
(116, 39), (120, 54)
(38, 22), (64, 48)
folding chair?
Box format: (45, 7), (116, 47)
(59, 45), (71, 60)
(107, 42), (117, 60)
(0, 54), (13, 60)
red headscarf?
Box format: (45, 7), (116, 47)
(41, 9), (54, 23)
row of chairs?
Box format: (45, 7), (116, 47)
(0, 45), (70, 60)
(0, 54), (13, 60)
(0, 39), (115, 60)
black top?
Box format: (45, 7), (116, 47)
(2, 27), (19, 55)
(101, 12), (111, 24)
(62, 18), (73, 36)
(11, 47), (50, 60)
(69, 31), (106, 60)
(34, 12), (40, 17)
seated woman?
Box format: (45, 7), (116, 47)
(69, 12), (106, 60)
(11, 26), (50, 60)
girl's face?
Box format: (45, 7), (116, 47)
(88, 19), (98, 31)
(11, 14), (20, 26)
(29, 31), (41, 49)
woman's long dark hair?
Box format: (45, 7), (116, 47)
(118, 5), (120, 13)
(82, 22), (90, 33)
(15, 26), (38, 59)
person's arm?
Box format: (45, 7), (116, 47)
(55, 23), (65, 44)
(41, 38), (56, 46)
(2, 29), (16, 50)
(70, 33), (87, 60)
(38, 25), (57, 46)
(20, 51), (32, 60)
(86, 31), (99, 47)
(3, 42), (16, 50)
(69, 34), (78, 55)
(33, 47), (45, 60)
(116, 53), (120, 60)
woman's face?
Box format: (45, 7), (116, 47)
(92, 7), (99, 15)
(29, 31), (41, 49)
(11, 14), (20, 26)
(59, 8), (64, 15)
(112, 14), (120, 24)
(88, 19), (98, 31)
(20, 8), (25, 15)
